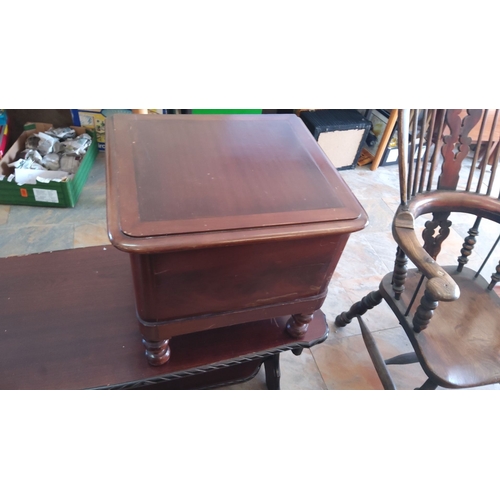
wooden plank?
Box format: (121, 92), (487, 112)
(370, 109), (398, 171)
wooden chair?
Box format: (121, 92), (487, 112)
(335, 109), (500, 389)
(434, 109), (500, 168)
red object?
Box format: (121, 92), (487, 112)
(0, 120), (9, 159)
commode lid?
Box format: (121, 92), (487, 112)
(106, 114), (365, 246)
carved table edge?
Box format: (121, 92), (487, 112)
(93, 327), (329, 390)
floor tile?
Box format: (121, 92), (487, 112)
(351, 197), (395, 234)
(74, 221), (110, 248)
(0, 205), (9, 225)
(321, 282), (365, 339)
(381, 194), (400, 213)
(221, 349), (327, 390)
(311, 327), (428, 390)
(362, 230), (398, 271)
(311, 335), (385, 390)
(219, 365), (268, 390)
(333, 232), (390, 283)
(340, 166), (400, 201)
(0, 224), (74, 258)
(83, 158), (107, 188)
(278, 349), (328, 390)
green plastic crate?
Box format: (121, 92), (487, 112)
(0, 123), (98, 208)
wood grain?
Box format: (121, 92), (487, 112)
(106, 114), (367, 250)
(0, 246), (328, 389)
(105, 113), (367, 350)
(380, 268), (500, 388)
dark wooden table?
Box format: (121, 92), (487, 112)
(0, 114), (367, 389)
(106, 113), (367, 365)
(0, 245), (328, 390)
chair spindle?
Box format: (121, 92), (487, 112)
(467, 109), (489, 191)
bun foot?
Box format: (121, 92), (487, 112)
(142, 338), (171, 366)
(286, 313), (313, 338)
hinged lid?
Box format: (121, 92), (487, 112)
(106, 114), (365, 249)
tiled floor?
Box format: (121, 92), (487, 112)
(1, 153), (499, 390)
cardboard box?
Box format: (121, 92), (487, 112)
(0, 123), (98, 208)
(71, 109), (167, 151)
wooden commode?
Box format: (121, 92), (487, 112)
(106, 113), (367, 365)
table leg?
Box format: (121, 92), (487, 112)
(264, 353), (281, 390)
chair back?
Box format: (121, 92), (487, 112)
(398, 109), (500, 206)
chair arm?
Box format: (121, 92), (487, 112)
(392, 209), (460, 302)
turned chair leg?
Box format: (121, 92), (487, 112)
(415, 378), (438, 390)
(488, 260), (500, 290)
(392, 247), (408, 299)
(385, 352), (419, 365)
(335, 290), (383, 327)
(457, 217), (480, 272)
(357, 316), (396, 390)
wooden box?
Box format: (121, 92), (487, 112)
(106, 114), (367, 364)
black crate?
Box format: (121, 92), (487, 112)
(301, 109), (371, 170)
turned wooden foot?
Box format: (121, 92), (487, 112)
(385, 352), (418, 365)
(142, 338), (171, 366)
(286, 313), (313, 338)
(415, 378), (438, 390)
(264, 353), (281, 390)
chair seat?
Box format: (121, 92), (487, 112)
(380, 267), (500, 388)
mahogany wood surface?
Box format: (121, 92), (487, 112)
(380, 268), (500, 388)
(104, 114), (367, 356)
(0, 245), (328, 390)
(129, 360), (264, 390)
(130, 232), (348, 338)
(106, 114), (365, 246)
